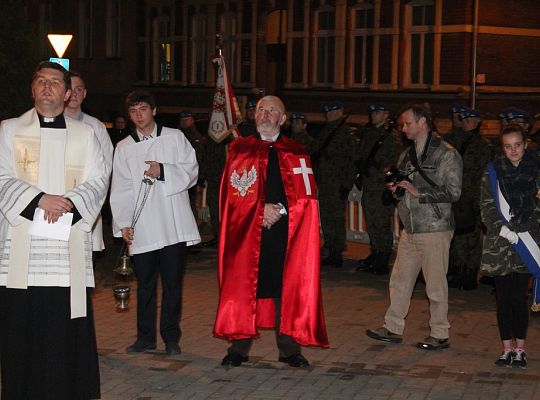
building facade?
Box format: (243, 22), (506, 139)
(24, 0), (540, 130)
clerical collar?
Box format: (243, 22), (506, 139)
(38, 113), (66, 129)
(137, 123), (157, 141)
(261, 132), (280, 142)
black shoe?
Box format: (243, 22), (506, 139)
(278, 354), (310, 368)
(366, 327), (403, 343)
(201, 238), (218, 248)
(126, 340), (157, 353)
(494, 350), (514, 367)
(321, 248), (335, 266)
(221, 352), (248, 367)
(333, 251), (343, 268)
(165, 342), (181, 356)
(416, 336), (449, 350)
(447, 274), (462, 288)
(356, 252), (376, 272)
(513, 349), (527, 368)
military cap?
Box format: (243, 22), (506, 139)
(322, 101), (343, 112)
(290, 112), (306, 121)
(246, 100), (257, 110)
(450, 104), (468, 114)
(368, 103), (388, 113)
(179, 110), (192, 118)
(459, 108), (481, 119)
(507, 108), (531, 122)
(498, 107), (516, 120)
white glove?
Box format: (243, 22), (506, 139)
(499, 225), (519, 244)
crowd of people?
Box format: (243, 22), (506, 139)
(0, 60), (539, 399)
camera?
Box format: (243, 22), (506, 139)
(384, 166), (410, 198)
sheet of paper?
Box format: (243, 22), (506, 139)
(28, 208), (73, 241)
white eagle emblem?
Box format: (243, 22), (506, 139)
(230, 166), (257, 197)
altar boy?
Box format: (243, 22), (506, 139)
(110, 90), (200, 356)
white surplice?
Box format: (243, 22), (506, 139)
(110, 126), (201, 255)
(68, 112), (114, 251)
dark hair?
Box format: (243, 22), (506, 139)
(67, 70), (85, 86)
(125, 90), (156, 110)
(398, 103), (432, 129)
(33, 60), (71, 90)
(501, 124), (527, 142)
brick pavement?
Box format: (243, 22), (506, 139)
(93, 243), (540, 400)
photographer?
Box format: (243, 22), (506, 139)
(366, 104), (462, 351)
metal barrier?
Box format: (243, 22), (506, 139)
(346, 186), (401, 244)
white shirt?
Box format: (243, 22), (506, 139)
(110, 126), (201, 254)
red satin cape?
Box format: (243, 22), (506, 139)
(213, 135), (329, 348)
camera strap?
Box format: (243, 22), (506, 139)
(409, 131), (437, 188)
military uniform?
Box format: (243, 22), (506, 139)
(356, 120), (400, 274)
(309, 102), (358, 267)
(238, 100), (257, 138)
(290, 112), (314, 147)
(444, 108), (494, 289)
(200, 136), (229, 242)
(180, 113), (206, 220)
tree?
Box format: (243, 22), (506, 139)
(0, 1), (41, 120)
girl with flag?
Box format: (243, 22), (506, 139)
(480, 124), (540, 368)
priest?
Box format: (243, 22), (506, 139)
(214, 96), (329, 368)
(0, 61), (109, 399)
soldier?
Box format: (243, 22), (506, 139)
(200, 133), (230, 248)
(238, 100), (257, 137)
(289, 112), (314, 146)
(445, 107), (494, 290)
(449, 104), (468, 135)
(179, 111), (206, 222)
(356, 103), (401, 275)
(310, 101), (358, 268)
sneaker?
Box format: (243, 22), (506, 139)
(494, 349), (514, 367)
(513, 349), (527, 369)
(366, 327), (403, 343)
(416, 336), (450, 350)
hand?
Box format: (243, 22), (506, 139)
(386, 182), (398, 193)
(43, 210), (63, 224)
(262, 203), (282, 229)
(39, 194), (73, 223)
(144, 161), (160, 178)
(499, 225), (519, 244)
(396, 181), (419, 198)
(121, 227), (134, 245)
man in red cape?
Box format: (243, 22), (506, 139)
(214, 96), (329, 368)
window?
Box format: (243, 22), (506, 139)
(408, 0), (435, 85)
(220, 11), (238, 81)
(153, 16), (171, 82)
(78, 0), (93, 58)
(106, 0), (121, 58)
(315, 5), (336, 85)
(192, 13), (208, 84)
(351, 2), (374, 85)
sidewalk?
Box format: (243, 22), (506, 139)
(94, 243), (540, 400)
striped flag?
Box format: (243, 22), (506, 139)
(208, 55), (241, 143)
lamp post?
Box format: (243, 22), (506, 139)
(47, 34), (73, 70)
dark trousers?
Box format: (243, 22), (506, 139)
(227, 298), (301, 358)
(493, 273), (530, 341)
(132, 242), (186, 345)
